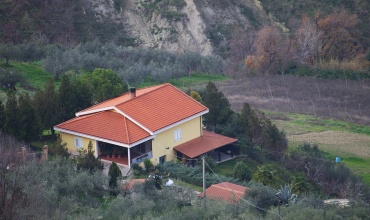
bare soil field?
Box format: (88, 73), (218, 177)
(216, 75), (370, 125)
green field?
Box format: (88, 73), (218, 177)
(0, 61), (57, 89)
(267, 111), (370, 186)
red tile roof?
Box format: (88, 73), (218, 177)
(76, 84), (164, 115)
(55, 111), (151, 145)
(116, 84), (208, 132)
(55, 83), (208, 145)
(198, 182), (249, 203)
(174, 130), (237, 158)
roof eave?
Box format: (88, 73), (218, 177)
(54, 126), (154, 148)
(153, 109), (209, 135)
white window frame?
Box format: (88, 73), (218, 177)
(174, 129), (182, 141)
(75, 137), (83, 149)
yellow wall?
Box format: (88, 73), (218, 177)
(151, 116), (202, 165)
(59, 132), (97, 155)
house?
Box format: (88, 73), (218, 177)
(198, 182), (250, 204)
(54, 83), (237, 167)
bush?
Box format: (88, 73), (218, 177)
(233, 161), (251, 182)
(160, 161), (245, 187)
(108, 162), (122, 188)
(76, 141), (104, 173)
(131, 163), (144, 176)
(49, 135), (70, 158)
(144, 158), (154, 173)
(245, 184), (278, 211)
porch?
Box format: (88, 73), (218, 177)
(97, 139), (153, 167)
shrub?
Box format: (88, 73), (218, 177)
(245, 184), (278, 211)
(143, 158), (154, 173)
(49, 135), (70, 158)
(108, 162), (122, 188)
(76, 141), (104, 173)
(131, 163), (144, 176)
(233, 161), (251, 182)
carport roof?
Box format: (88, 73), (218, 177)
(174, 130), (237, 158)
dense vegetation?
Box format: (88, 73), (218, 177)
(1, 132), (369, 220)
(0, 1), (369, 219)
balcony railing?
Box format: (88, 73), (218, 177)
(131, 151), (152, 164)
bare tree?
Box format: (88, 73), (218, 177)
(295, 16), (321, 65)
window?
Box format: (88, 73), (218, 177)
(159, 155), (166, 164)
(174, 129), (181, 141)
(75, 137), (83, 149)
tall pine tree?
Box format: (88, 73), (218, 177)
(202, 82), (232, 128)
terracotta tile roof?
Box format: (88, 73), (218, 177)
(198, 182), (249, 203)
(116, 84), (208, 132)
(76, 84), (165, 115)
(55, 83), (208, 146)
(174, 130), (237, 158)
(55, 111), (151, 145)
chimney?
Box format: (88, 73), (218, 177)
(130, 87), (136, 98)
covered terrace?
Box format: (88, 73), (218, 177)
(174, 130), (237, 166)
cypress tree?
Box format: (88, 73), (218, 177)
(59, 75), (78, 121)
(34, 79), (60, 135)
(4, 91), (23, 140)
(108, 162), (122, 188)
(18, 93), (42, 143)
(0, 101), (5, 132)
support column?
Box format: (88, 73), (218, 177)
(128, 148), (131, 167)
(94, 140), (98, 158)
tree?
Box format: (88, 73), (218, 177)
(34, 79), (60, 135)
(108, 162), (122, 188)
(254, 26), (283, 74)
(190, 91), (202, 103)
(76, 141), (104, 173)
(0, 102), (5, 132)
(239, 103), (260, 143)
(316, 11), (361, 61)
(0, 68), (26, 90)
(0, 44), (21, 65)
(4, 91), (23, 140)
(58, 74), (93, 122)
(203, 82), (232, 127)
(83, 68), (128, 103)
(295, 15), (321, 65)
(18, 93), (42, 143)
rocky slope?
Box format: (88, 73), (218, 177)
(91, 0), (271, 56)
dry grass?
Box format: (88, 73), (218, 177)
(288, 131), (370, 158)
(216, 75), (370, 125)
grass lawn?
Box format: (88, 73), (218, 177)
(0, 61), (57, 89)
(140, 73), (229, 89)
(267, 111), (370, 186)
(213, 157), (260, 177)
(173, 179), (203, 192)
